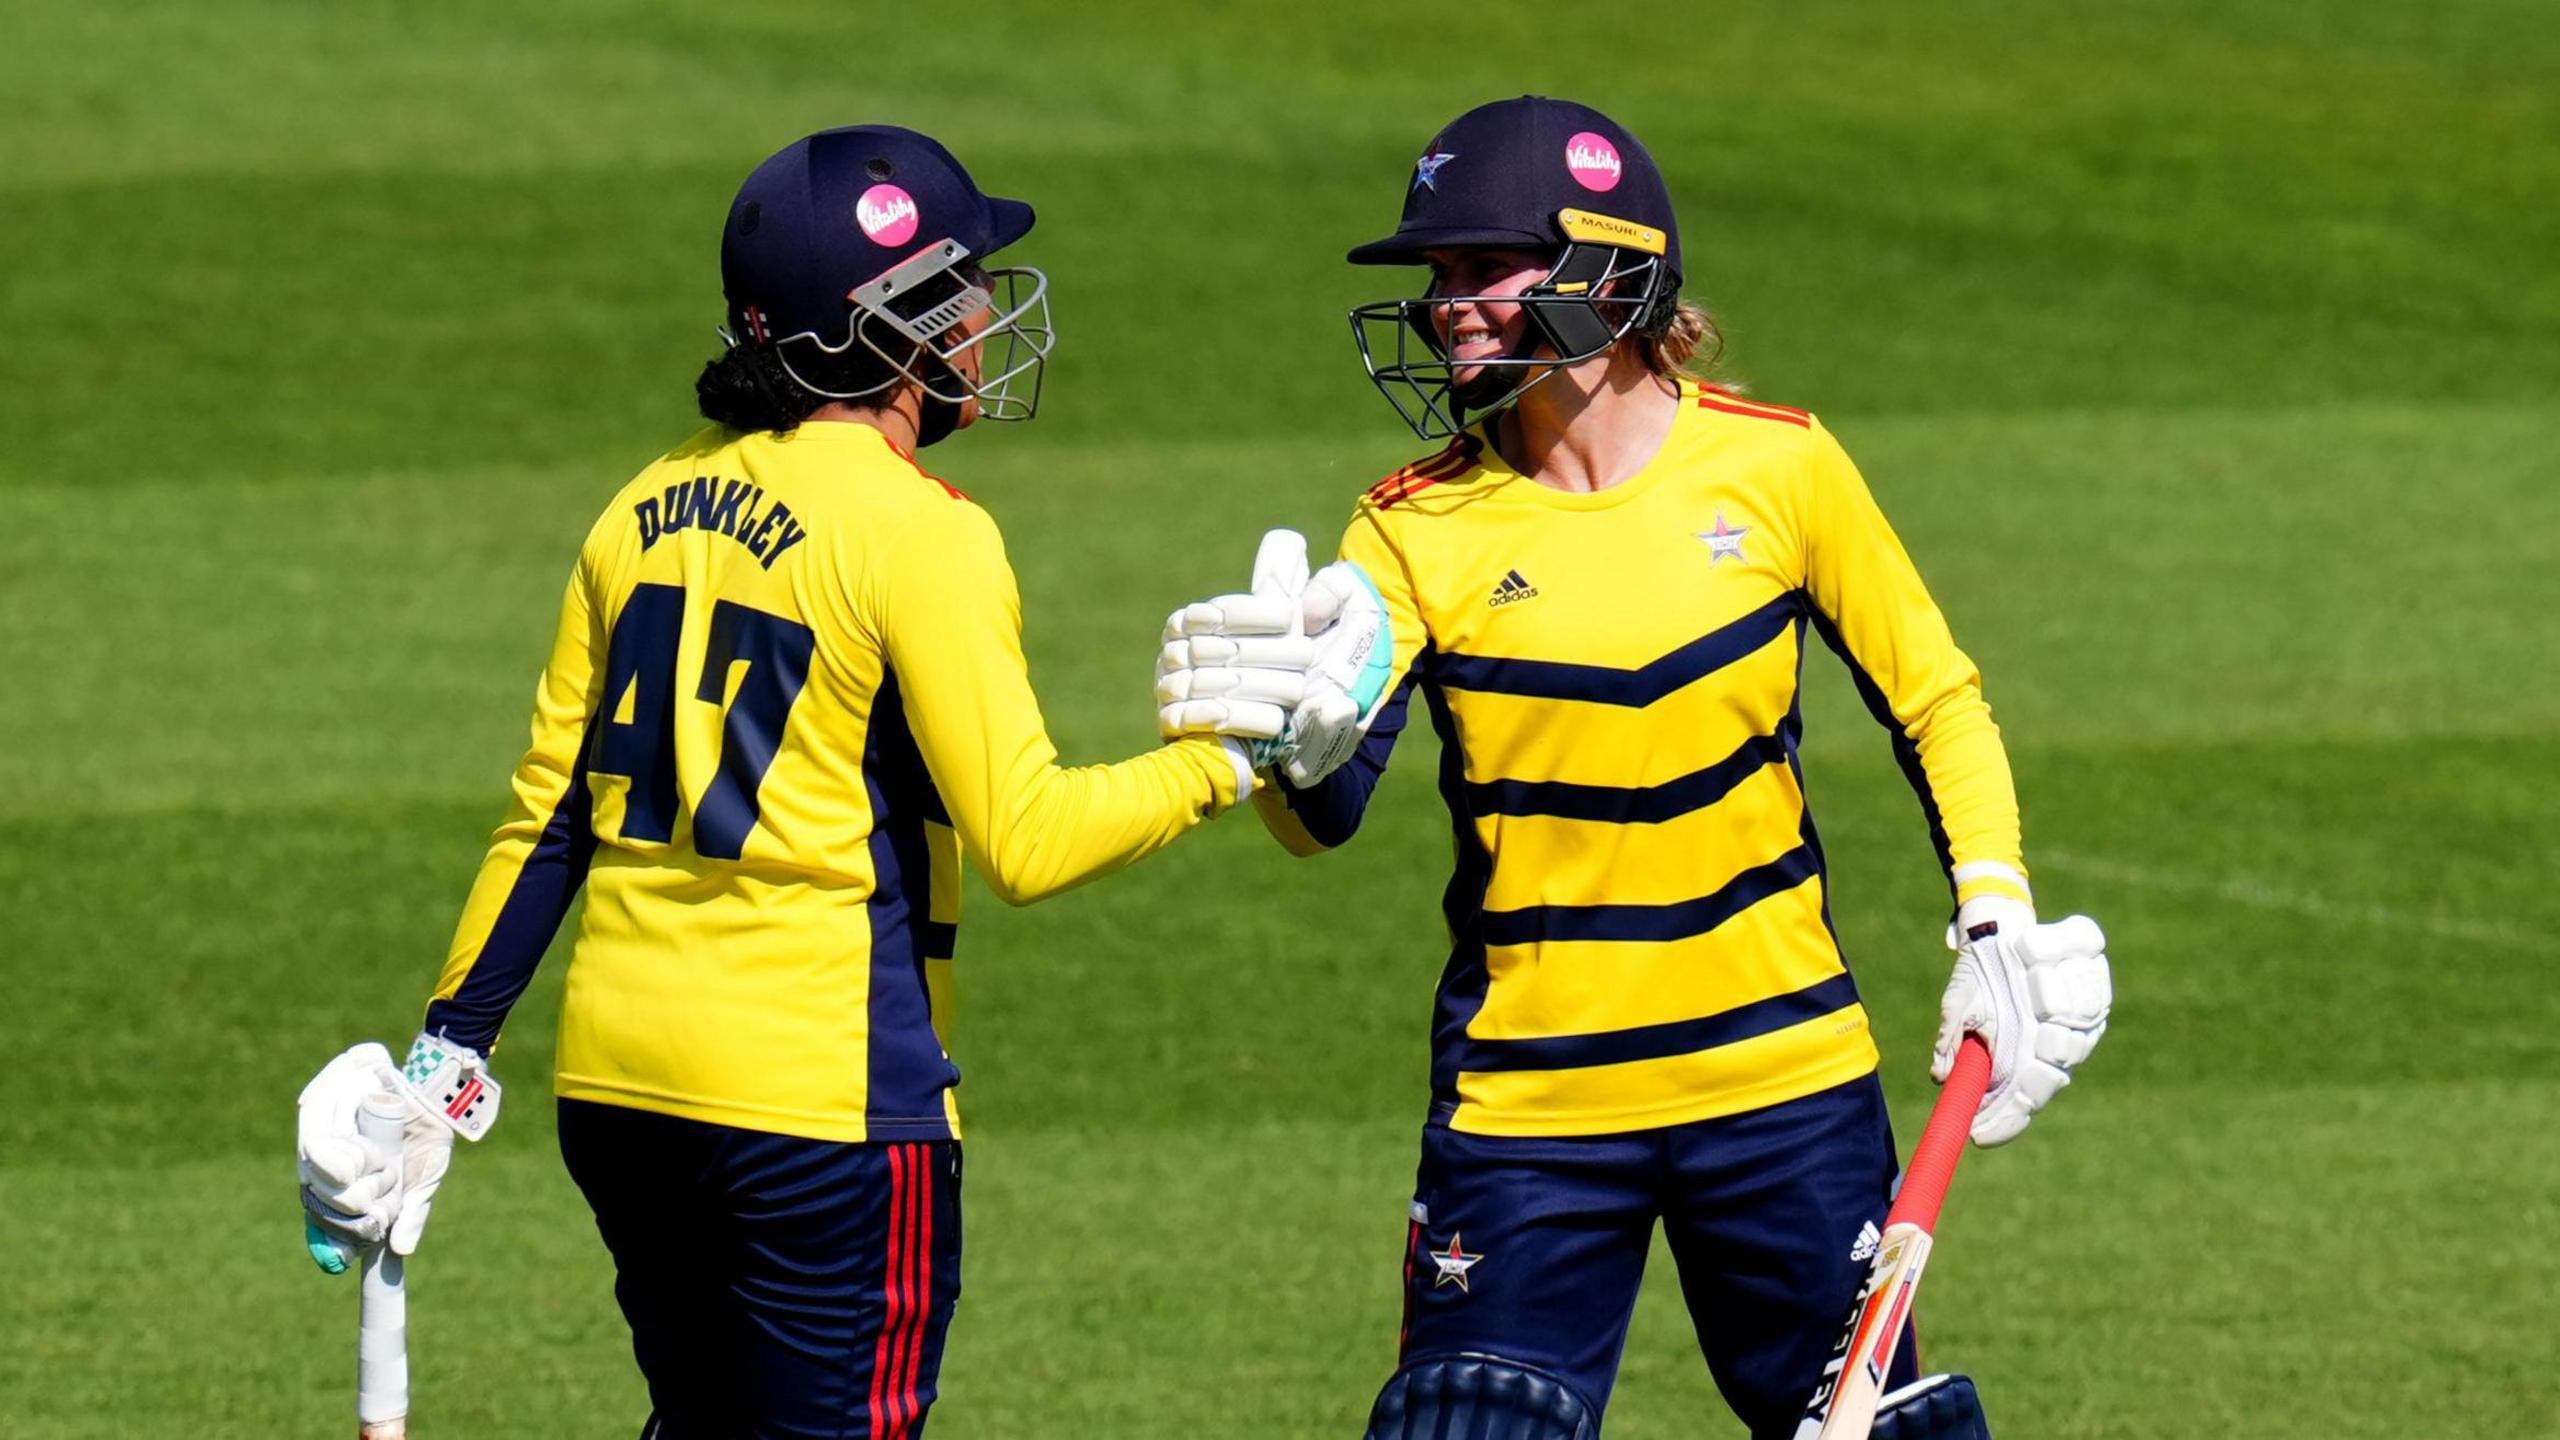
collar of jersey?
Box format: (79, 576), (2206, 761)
(1472, 378), (1698, 512)
(777, 418), (904, 449)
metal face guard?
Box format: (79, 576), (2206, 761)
(771, 241), (1055, 421)
(1348, 243), (1670, 439)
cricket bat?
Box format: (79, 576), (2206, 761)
(356, 1093), (410, 1439)
(1791, 1034), (1992, 1440)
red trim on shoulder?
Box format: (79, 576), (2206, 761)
(884, 437), (972, 499)
(1696, 387), (1812, 428)
(1365, 434), (1482, 508)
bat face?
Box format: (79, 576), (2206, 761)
(1794, 1224), (1934, 1440)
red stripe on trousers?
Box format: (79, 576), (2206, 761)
(887, 1146), (921, 1437)
(1397, 1220), (1420, 1353)
(902, 1146), (936, 1436)
(868, 1146), (911, 1439)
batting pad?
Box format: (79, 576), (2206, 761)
(1363, 1354), (1599, 1440)
(1870, 1372), (1992, 1440)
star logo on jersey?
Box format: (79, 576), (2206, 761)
(1413, 152), (1457, 191)
(1428, 1233), (1483, 1291)
(1697, 512), (1751, 566)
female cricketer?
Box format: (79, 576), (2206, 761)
(1233, 97), (2117, 1439)
(291, 125), (1306, 1438)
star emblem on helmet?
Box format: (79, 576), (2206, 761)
(1427, 1233), (1482, 1291)
(1413, 152), (1457, 191)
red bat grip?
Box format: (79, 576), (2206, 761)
(1884, 1035), (1990, 1235)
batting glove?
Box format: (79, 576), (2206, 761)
(297, 1042), (408, 1269)
(1278, 558), (1393, 787)
(1932, 895), (2112, 1147)
(297, 1032), (502, 1271)
(1157, 530), (1321, 759)
(1157, 529), (1394, 787)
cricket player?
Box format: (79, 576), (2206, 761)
(1174, 97), (2116, 1439)
(292, 125), (1358, 1439)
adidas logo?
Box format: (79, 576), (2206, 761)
(1849, 1221), (1881, 1263)
(1488, 569), (1540, 606)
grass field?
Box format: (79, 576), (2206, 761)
(4, 1), (2556, 1435)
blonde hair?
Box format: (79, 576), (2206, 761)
(1637, 297), (1727, 382)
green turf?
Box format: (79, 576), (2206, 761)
(4, 1), (2555, 1435)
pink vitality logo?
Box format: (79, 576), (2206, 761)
(1563, 131), (1622, 192)
(855, 183), (920, 246)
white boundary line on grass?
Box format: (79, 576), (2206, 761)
(2036, 848), (2559, 953)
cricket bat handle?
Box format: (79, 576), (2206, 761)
(356, 1094), (410, 1439)
(1889, 1034), (1992, 1233)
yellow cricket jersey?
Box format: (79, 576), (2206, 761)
(1255, 380), (2029, 1138)
(424, 421), (1247, 1144)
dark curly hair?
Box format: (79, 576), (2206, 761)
(695, 342), (838, 434)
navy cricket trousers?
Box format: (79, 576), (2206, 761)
(558, 1099), (962, 1440)
(1394, 1074), (1918, 1438)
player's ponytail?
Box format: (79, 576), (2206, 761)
(696, 341), (831, 434)
(1638, 297), (1728, 384)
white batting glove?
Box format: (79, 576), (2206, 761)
(1280, 560), (1394, 787)
(1157, 530), (1320, 758)
(1932, 896), (2112, 1147)
(1157, 529), (1395, 787)
(297, 1042), (409, 1269)
(298, 1032), (502, 1270)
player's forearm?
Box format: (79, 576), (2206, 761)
(964, 737), (1239, 905)
(1257, 737), (1388, 853)
(1906, 685), (2028, 906)
(1249, 667), (1416, 854)
(422, 785), (596, 1052)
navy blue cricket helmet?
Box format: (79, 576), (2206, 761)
(719, 125), (1053, 428)
(1347, 97), (1684, 438)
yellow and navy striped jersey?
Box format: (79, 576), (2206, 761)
(1256, 380), (2027, 1138)
(425, 421), (1247, 1145)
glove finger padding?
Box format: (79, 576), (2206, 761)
(1158, 635), (1319, 673)
(1280, 689), (1363, 787)
(1159, 697), (1290, 742)
(1971, 1060), (2069, 1148)
(2019, 913), (2106, 965)
(1250, 529), (1312, 605)
(1301, 561), (1356, 634)
(2028, 953), (2113, 1029)
(1164, 592), (1298, 640)
(300, 1161), (397, 1218)
(302, 1188), (394, 1254)
(1155, 665), (1308, 709)
(297, 1043), (409, 1268)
